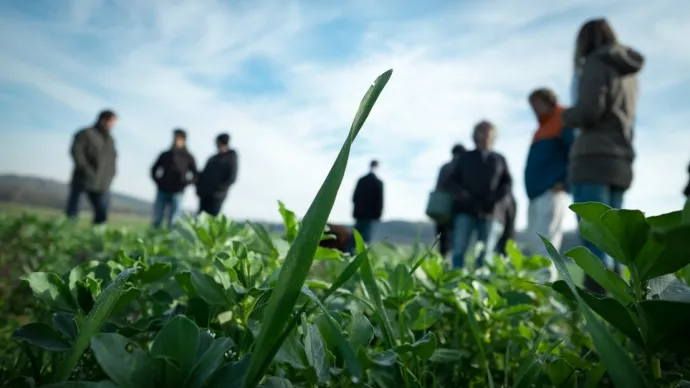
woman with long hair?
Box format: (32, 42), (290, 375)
(561, 18), (645, 292)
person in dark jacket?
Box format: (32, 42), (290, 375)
(65, 110), (118, 225)
(434, 144), (466, 256)
(447, 120), (512, 270)
(196, 133), (238, 217)
(524, 88), (575, 280)
(150, 129), (198, 229)
(495, 192), (517, 257)
(562, 18), (644, 291)
(352, 160), (384, 244)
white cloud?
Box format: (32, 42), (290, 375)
(1, 0), (689, 233)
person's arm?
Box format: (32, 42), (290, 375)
(71, 131), (96, 178)
(187, 154), (199, 184)
(218, 151), (238, 191)
(560, 127), (576, 149)
(487, 156), (513, 208)
(151, 153), (163, 182)
(562, 58), (608, 129)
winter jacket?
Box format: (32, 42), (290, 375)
(524, 105), (576, 200)
(196, 150), (238, 199)
(562, 44), (644, 189)
(151, 147), (198, 193)
(353, 172), (384, 220)
(69, 124), (117, 193)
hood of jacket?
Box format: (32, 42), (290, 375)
(591, 44), (644, 76)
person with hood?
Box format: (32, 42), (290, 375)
(352, 160), (384, 244)
(196, 133), (238, 217)
(448, 120), (512, 270)
(150, 129), (198, 229)
(65, 109), (118, 225)
(434, 144), (466, 256)
(562, 18), (644, 291)
(524, 88), (575, 280)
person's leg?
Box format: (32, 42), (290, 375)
(65, 185), (82, 219)
(436, 222), (449, 256)
(167, 193), (183, 229)
(87, 191), (109, 225)
(482, 219), (505, 268)
(608, 188), (626, 275)
(354, 219), (372, 243)
(451, 214), (476, 269)
(152, 191), (167, 228)
(209, 197), (224, 217)
(527, 191), (567, 281)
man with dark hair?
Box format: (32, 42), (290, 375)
(352, 160), (384, 244)
(434, 144), (466, 256)
(525, 88), (575, 280)
(447, 120), (512, 270)
(196, 133), (238, 217)
(65, 109), (118, 225)
(150, 128), (198, 229)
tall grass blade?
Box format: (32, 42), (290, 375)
(242, 69), (393, 388)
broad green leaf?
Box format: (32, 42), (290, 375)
(52, 312), (77, 341)
(12, 323), (71, 351)
(409, 307), (442, 331)
(112, 286), (141, 314)
(646, 211), (682, 229)
(189, 269), (228, 306)
(552, 281), (643, 346)
(640, 224), (690, 280)
(208, 355), (250, 388)
(153, 356), (184, 387)
(277, 201), (298, 244)
(394, 332), (437, 361)
(54, 267), (137, 383)
(429, 348), (471, 363)
(186, 337), (235, 388)
(569, 203), (627, 265)
(150, 315), (200, 379)
(358, 348), (398, 368)
(90, 333), (154, 388)
(466, 301), (495, 388)
(540, 235), (647, 388)
(22, 272), (78, 313)
(546, 359), (578, 388)
(600, 209), (650, 264)
(242, 69), (392, 388)
(258, 377), (294, 388)
(274, 330), (307, 369)
(584, 362), (608, 388)
(637, 300), (690, 355)
(302, 317), (330, 383)
(135, 262), (171, 284)
(565, 247), (634, 304)
(348, 314), (374, 350)
(513, 328), (543, 388)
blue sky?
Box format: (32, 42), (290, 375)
(1, 0), (689, 230)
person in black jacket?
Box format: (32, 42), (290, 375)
(434, 144), (466, 256)
(65, 109), (118, 225)
(447, 120), (513, 269)
(150, 129), (198, 229)
(352, 160), (384, 244)
(196, 133), (238, 217)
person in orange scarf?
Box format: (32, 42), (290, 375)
(524, 88), (575, 281)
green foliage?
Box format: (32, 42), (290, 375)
(1, 72), (690, 387)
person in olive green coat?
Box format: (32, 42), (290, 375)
(65, 110), (118, 225)
(561, 18), (644, 292)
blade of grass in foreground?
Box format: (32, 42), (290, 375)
(242, 69), (393, 388)
(539, 235), (647, 388)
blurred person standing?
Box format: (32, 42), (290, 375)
(65, 109), (118, 225)
(684, 162), (690, 199)
(562, 18), (644, 291)
(150, 129), (198, 229)
(196, 133), (238, 217)
(447, 121), (512, 270)
(495, 192), (517, 257)
(352, 160), (384, 244)
(524, 88), (575, 280)
(433, 144), (466, 256)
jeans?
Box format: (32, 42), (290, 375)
(572, 184), (625, 274)
(198, 196), (225, 217)
(65, 185), (110, 225)
(526, 190), (568, 281)
(354, 219), (376, 244)
(451, 213), (504, 269)
(152, 191), (183, 229)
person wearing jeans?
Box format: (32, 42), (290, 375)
(524, 88), (575, 281)
(448, 121), (512, 270)
(151, 129), (198, 229)
(562, 18), (644, 292)
(65, 110), (118, 225)
(352, 160), (384, 244)
(433, 144), (466, 256)
(196, 133), (238, 217)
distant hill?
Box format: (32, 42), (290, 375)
(0, 174), (581, 251)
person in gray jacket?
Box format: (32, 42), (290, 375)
(65, 110), (118, 225)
